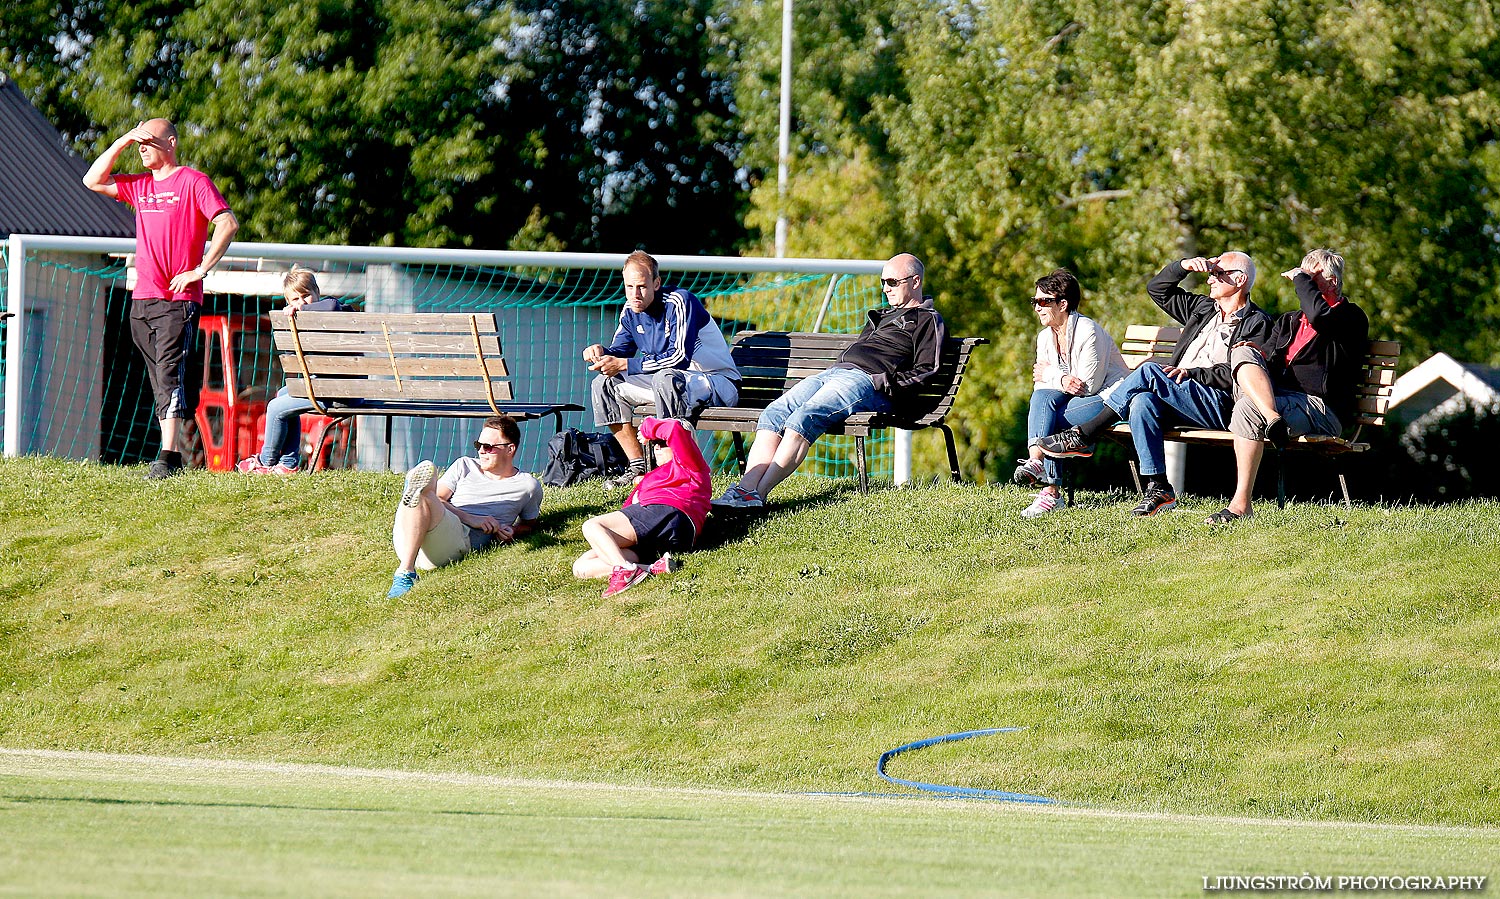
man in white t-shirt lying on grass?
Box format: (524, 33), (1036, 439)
(388, 415), (543, 598)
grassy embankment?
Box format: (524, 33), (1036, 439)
(1, 457), (1496, 826)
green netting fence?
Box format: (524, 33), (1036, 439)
(2, 238), (889, 479)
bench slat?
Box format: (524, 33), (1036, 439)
(286, 377), (515, 403)
(274, 332), (504, 355)
(1105, 423), (1369, 452)
(271, 310), (500, 332)
(277, 353), (511, 379)
(1123, 324), (1183, 341)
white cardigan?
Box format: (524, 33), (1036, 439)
(1033, 313), (1130, 396)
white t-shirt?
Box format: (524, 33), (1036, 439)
(438, 457), (543, 523)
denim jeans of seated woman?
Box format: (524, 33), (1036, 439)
(258, 385), (316, 469)
(1027, 389), (1109, 484)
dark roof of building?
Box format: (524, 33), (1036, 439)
(0, 71), (135, 239)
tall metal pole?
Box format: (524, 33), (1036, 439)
(4, 235), (27, 457)
(775, 0), (793, 258)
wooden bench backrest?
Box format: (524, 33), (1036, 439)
(271, 310), (515, 409)
(728, 330), (985, 425)
(1118, 324), (1400, 428)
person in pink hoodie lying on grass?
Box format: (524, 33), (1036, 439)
(572, 416), (711, 599)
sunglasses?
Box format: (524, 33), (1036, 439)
(474, 441), (515, 453)
(881, 274), (917, 289)
(1032, 296), (1060, 307)
(1209, 268), (1245, 280)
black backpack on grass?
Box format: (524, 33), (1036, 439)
(542, 428), (629, 487)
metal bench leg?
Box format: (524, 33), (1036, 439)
(856, 436), (869, 494)
(1276, 450), (1287, 509)
(551, 409), (565, 432)
(939, 424), (961, 483)
(1338, 471), (1352, 510)
(1128, 459), (1142, 495)
(1059, 461), (1074, 507)
(732, 432), (747, 475)
(385, 417), (395, 472)
(307, 419), (334, 472)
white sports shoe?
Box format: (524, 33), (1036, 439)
(401, 460), (435, 508)
(1020, 490), (1061, 519)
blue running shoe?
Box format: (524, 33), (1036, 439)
(388, 569), (419, 598)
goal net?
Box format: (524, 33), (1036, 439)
(2, 237), (890, 480)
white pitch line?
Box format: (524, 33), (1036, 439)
(0, 747), (1493, 837)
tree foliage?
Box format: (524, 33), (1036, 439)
(7, 0), (1500, 480)
(732, 0), (1500, 477)
(1, 0), (745, 251)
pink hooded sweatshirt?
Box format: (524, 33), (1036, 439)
(624, 417), (712, 537)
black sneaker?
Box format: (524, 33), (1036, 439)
(602, 462), (647, 490)
(1265, 417), (1291, 449)
(1130, 484), (1178, 516)
(1037, 427), (1095, 459)
(145, 459), (183, 481)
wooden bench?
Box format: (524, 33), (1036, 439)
(635, 330), (986, 492)
(1099, 324), (1400, 506)
(271, 310), (582, 466)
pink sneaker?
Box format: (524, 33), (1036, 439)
(271, 463), (299, 475)
(602, 565), (651, 598)
(236, 457), (273, 474)
(648, 553), (681, 576)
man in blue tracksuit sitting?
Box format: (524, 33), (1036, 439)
(582, 250), (740, 487)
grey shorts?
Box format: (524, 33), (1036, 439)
(1228, 345), (1342, 440)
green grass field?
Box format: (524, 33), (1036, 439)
(3, 749), (1492, 897)
(1, 457), (1497, 893)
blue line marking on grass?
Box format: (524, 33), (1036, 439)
(874, 727), (1056, 805)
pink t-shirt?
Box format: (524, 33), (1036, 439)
(115, 168), (231, 304)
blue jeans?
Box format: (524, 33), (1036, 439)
(259, 386), (315, 468)
(1027, 389), (1109, 484)
(757, 367), (891, 442)
(1104, 363), (1230, 477)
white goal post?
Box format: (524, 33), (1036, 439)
(3, 235), (918, 482)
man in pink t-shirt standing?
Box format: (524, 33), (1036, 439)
(83, 118), (239, 479)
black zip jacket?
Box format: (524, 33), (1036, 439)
(1263, 273), (1369, 428)
(834, 298), (947, 403)
(1146, 260), (1274, 394)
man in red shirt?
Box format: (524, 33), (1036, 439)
(1208, 248), (1369, 524)
(84, 118), (239, 479)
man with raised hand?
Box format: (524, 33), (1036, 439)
(712, 253), (946, 510)
(388, 415), (543, 598)
(83, 118), (239, 480)
(582, 250), (740, 488)
(1039, 251), (1272, 516)
(1206, 248), (1369, 525)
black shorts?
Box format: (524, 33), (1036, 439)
(129, 299), (201, 420)
(621, 503), (695, 560)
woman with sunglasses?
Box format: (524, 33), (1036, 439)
(1012, 269), (1130, 517)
